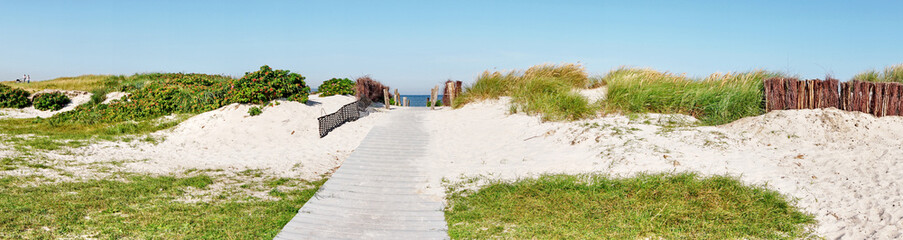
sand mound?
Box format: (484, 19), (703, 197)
(424, 100), (903, 238)
(725, 108), (903, 147)
(75, 94), (385, 180)
(0, 90), (92, 119)
(577, 86), (607, 102)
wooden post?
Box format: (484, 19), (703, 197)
(446, 81), (457, 106)
(430, 86), (438, 110)
(383, 88), (390, 109)
(394, 89), (400, 106)
(402, 97), (408, 107)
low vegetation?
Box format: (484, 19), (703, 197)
(854, 63), (903, 83)
(248, 106), (263, 116)
(0, 84), (32, 108)
(457, 63), (595, 121)
(445, 173), (815, 239)
(0, 66), (309, 143)
(32, 92), (71, 111)
(317, 78), (355, 96)
(1, 75), (112, 92)
(0, 174), (326, 239)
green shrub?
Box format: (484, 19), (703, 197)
(47, 66), (309, 125)
(227, 65), (310, 104)
(317, 78), (354, 96)
(603, 68), (785, 125)
(33, 92), (72, 111)
(0, 85), (32, 109)
(854, 63), (903, 83)
(457, 63), (593, 121)
(248, 106), (262, 116)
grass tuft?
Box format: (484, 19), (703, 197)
(854, 63), (903, 83)
(445, 173), (815, 239)
(602, 67), (786, 125)
(457, 63), (594, 121)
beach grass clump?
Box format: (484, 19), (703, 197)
(0, 85), (32, 109)
(32, 92), (71, 111)
(445, 173), (815, 239)
(317, 78), (355, 96)
(0, 174), (326, 239)
(603, 67), (784, 125)
(853, 63), (903, 83)
(458, 63), (594, 121)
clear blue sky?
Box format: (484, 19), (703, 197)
(2, 1), (902, 94)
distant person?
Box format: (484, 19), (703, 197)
(26, 74), (30, 83)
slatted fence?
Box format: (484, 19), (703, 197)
(317, 97), (372, 138)
(765, 78), (903, 117)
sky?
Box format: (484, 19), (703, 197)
(1, 0), (902, 94)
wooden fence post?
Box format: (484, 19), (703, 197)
(394, 89), (400, 106)
(383, 88), (390, 109)
(402, 97), (408, 107)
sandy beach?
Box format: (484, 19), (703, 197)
(4, 93), (903, 238)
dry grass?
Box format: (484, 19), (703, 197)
(1, 75), (113, 93)
(854, 64), (903, 83)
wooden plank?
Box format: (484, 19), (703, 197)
(383, 88), (390, 109)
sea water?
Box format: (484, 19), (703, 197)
(399, 95), (444, 107)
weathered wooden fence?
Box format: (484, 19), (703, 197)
(317, 97), (372, 138)
(765, 78), (903, 117)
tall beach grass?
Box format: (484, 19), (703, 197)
(853, 63), (903, 83)
(457, 63), (594, 121)
(602, 67), (785, 125)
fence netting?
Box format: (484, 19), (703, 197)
(317, 97), (372, 138)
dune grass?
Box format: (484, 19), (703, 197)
(853, 63), (903, 83)
(1, 75), (112, 93)
(602, 68), (785, 125)
(457, 63), (595, 121)
(445, 173), (815, 239)
(0, 174), (325, 239)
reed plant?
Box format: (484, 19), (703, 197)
(603, 67), (785, 125)
(457, 63), (594, 121)
(853, 64), (903, 83)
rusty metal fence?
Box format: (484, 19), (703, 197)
(317, 97), (371, 138)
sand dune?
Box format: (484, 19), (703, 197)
(422, 97), (903, 239)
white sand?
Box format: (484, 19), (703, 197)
(69, 94), (385, 181)
(0, 90), (92, 119)
(101, 91), (129, 104)
(421, 97), (903, 239)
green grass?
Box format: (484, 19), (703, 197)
(0, 174), (326, 239)
(602, 67), (786, 125)
(0, 114), (190, 151)
(445, 173), (815, 239)
(854, 63), (903, 83)
(457, 63), (595, 121)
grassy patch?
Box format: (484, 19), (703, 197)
(0, 114), (189, 151)
(457, 63), (595, 121)
(0, 174), (326, 239)
(445, 173), (815, 239)
(1, 75), (113, 92)
(854, 63), (903, 83)
(602, 68), (786, 125)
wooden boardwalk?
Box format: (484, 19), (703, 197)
(275, 109), (448, 239)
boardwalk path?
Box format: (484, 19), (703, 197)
(276, 109), (448, 239)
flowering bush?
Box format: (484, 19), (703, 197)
(318, 78), (355, 96)
(0, 85), (32, 108)
(47, 66), (310, 125)
(33, 92), (71, 111)
(226, 65), (310, 104)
